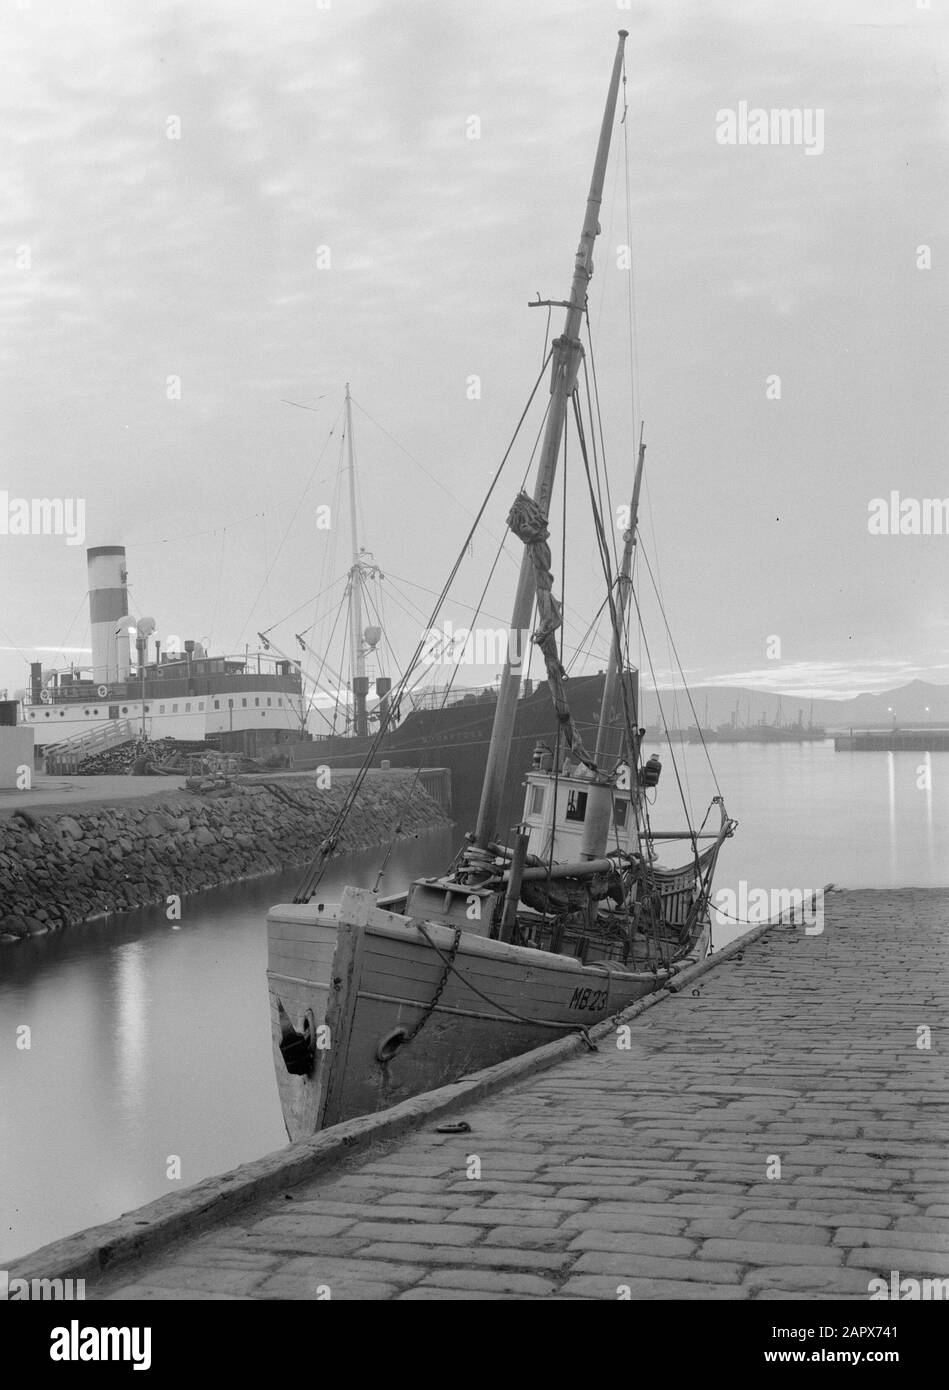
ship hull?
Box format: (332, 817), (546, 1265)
(267, 887), (709, 1140)
(292, 672), (621, 841)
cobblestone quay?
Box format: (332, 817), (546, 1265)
(30, 889), (949, 1299)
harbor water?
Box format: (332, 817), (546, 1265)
(2, 742), (947, 1262)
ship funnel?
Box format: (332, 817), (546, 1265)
(87, 546), (131, 686)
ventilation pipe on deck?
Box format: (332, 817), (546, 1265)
(352, 676), (370, 736)
(375, 675), (391, 726)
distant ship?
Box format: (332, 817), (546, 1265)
(291, 668), (624, 837)
(710, 723), (826, 744)
(20, 545), (306, 758)
(685, 697), (825, 745)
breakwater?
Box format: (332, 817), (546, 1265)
(835, 729), (949, 752)
(0, 770), (450, 940)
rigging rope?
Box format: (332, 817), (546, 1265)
(294, 346), (556, 902)
(636, 539), (722, 799)
(570, 392), (640, 776)
(625, 572), (701, 864)
(232, 403), (344, 649)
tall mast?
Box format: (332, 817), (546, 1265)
(593, 428), (644, 767)
(580, 430), (644, 860)
(472, 30), (629, 850)
(344, 383), (369, 736)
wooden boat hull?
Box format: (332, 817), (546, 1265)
(267, 887), (709, 1139)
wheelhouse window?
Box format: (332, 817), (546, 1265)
(613, 798), (628, 828)
(565, 790), (588, 822)
(528, 784), (546, 817)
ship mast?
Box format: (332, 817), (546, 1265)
(579, 429), (645, 860)
(472, 30), (629, 851)
(344, 383), (369, 737)
(593, 428), (644, 768)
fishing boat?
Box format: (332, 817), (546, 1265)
(266, 30), (737, 1140)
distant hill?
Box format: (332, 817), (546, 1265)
(639, 678), (949, 731)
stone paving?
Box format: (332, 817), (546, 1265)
(92, 888), (949, 1300)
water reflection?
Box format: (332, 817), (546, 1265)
(114, 942), (147, 1120)
(922, 753), (934, 871)
(0, 828), (455, 1263)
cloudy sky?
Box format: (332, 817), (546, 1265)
(1, 0), (947, 705)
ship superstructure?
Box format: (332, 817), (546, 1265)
(21, 545), (305, 754)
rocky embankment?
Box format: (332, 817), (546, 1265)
(0, 771), (450, 940)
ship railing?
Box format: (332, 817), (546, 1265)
(410, 684), (500, 711)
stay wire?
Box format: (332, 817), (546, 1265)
(233, 403), (344, 648)
(294, 346), (555, 901)
(637, 538), (721, 798)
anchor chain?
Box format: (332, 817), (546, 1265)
(402, 926), (462, 1046)
(376, 926), (463, 1063)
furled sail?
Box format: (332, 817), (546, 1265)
(506, 490), (596, 770)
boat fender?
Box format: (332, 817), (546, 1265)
(641, 754), (662, 788)
(376, 1026), (409, 1064)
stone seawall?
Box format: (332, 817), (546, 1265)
(0, 771), (451, 941)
